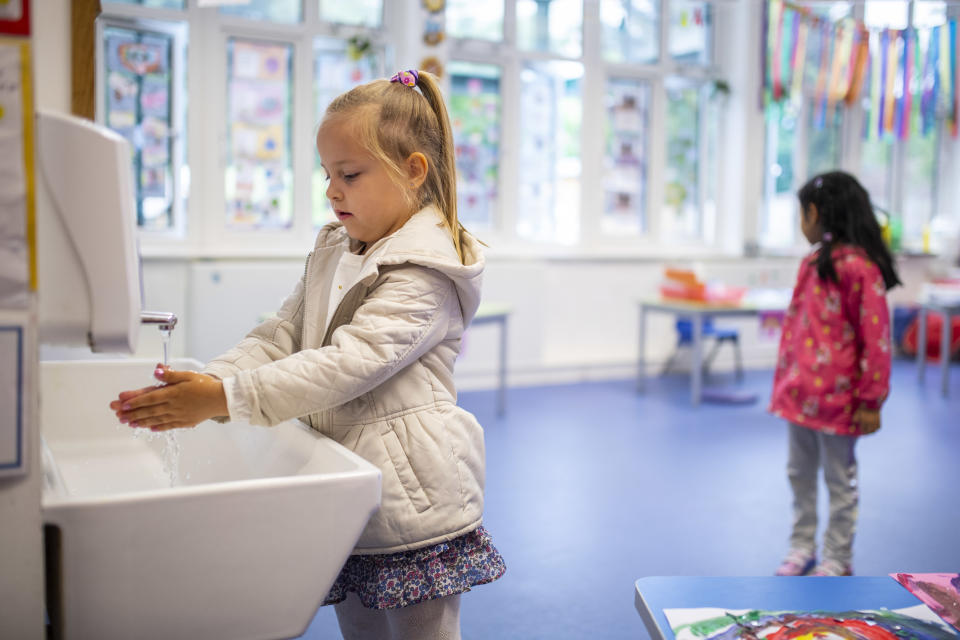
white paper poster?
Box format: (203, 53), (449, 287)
(0, 40), (29, 309)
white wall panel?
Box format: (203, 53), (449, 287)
(139, 253), (936, 391)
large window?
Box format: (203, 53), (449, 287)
(517, 61), (583, 244)
(604, 78), (650, 234)
(98, 0), (389, 251)
(312, 38), (387, 228)
(225, 39), (293, 230)
(449, 62), (502, 232)
(761, 0), (958, 254)
(98, 19), (186, 233)
(447, 0), (720, 247)
(103, 1), (721, 253)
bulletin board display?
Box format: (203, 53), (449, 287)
(0, 36), (35, 308)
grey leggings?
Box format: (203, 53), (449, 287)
(334, 592), (462, 640)
(787, 423), (859, 565)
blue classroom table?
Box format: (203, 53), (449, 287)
(634, 576), (953, 640)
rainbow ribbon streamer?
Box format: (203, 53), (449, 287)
(950, 20), (957, 137)
(923, 26), (940, 136)
(868, 32), (881, 140)
(846, 26), (869, 107)
(814, 21), (831, 129)
(883, 29), (899, 135)
(770, 0), (784, 100)
(790, 13), (809, 105)
(897, 29), (911, 140)
(782, 9), (797, 101)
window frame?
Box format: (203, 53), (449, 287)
(99, 0), (398, 258)
(95, 12), (189, 244)
(103, 0), (728, 258)
(447, 0), (725, 253)
(759, 0), (960, 256)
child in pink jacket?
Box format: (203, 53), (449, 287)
(771, 171), (901, 577)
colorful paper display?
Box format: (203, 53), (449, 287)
(765, 0), (959, 139)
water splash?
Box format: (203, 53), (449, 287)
(159, 328), (172, 368)
(157, 327), (180, 486)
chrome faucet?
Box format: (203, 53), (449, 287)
(140, 311), (178, 332)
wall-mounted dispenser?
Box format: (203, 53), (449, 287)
(35, 110), (141, 353)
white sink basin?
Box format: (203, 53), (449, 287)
(40, 359), (381, 640)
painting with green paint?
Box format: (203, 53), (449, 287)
(664, 605), (958, 640)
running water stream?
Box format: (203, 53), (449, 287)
(128, 328), (181, 487)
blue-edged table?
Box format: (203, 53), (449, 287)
(637, 299), (785, 406)
(634, 576), (946, 640)
(916, 299), (960, 397)
(471, 303), (512, 416)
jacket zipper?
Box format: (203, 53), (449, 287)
(301, 251), (313, 347)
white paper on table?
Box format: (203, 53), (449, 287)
(664, 604), (958, 640)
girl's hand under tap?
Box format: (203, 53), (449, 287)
(109, 364), (229, 432)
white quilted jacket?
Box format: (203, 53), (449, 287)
(203, 207), (486, 554)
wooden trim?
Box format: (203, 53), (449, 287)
(71, 0), (101, 119)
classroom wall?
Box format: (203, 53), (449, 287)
(125, 253), (937, 392)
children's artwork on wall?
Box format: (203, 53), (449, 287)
(0, 38), (31, 308)
(664, 606), (960, 640)
(892, 573), (960, 633)
(423, 14), (445, 45)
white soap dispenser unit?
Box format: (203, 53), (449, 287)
(35, 110), (141, 353)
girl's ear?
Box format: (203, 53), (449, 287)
(805, 203), (819, 226)
(405, 152), (429, 189)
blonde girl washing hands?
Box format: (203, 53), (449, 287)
(111, 69), (505, 639)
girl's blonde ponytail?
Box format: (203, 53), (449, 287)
(414, 71), (465, 262)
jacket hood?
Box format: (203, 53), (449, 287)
(315, 206), (485, 324)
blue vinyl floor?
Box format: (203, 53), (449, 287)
(300, 359), (960, 639)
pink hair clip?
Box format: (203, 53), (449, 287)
(390, 70), (419, 87)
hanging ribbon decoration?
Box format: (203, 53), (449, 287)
(790, 12), (810, 106)
(771, 0), (785, 100)
(782, 9), (797, 99)
(923, 26), (940, 136)
(766, 1), (957, 139)
(845, 25), (869, 107)
(897, 29), (912, 141)
(950, 20), (958, 137)
(827, 20), (855, 117)
(939, 20), (951, 118)
(883, 29), (899, 135)
(868, 31), (881, 140)
(877, 29), (889, 137)
(814, 20), (831, 128)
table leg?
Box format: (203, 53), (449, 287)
(691, 314), (703, 407)
(941, 309), (950, 398)
(497, 316), (508, 416)
(917, 306), (927, 383)
(637, 305), (646, 393)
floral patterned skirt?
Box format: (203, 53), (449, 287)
(323, 525), (505, 610)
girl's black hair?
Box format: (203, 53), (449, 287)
(797, 170), (901, 290)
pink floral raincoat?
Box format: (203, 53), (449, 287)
(770, 245), (891, 436)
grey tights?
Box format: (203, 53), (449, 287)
(334, 592), (462, 640)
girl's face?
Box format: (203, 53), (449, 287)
(316, 118), (426, 248)
(800, 202), (820, 244)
